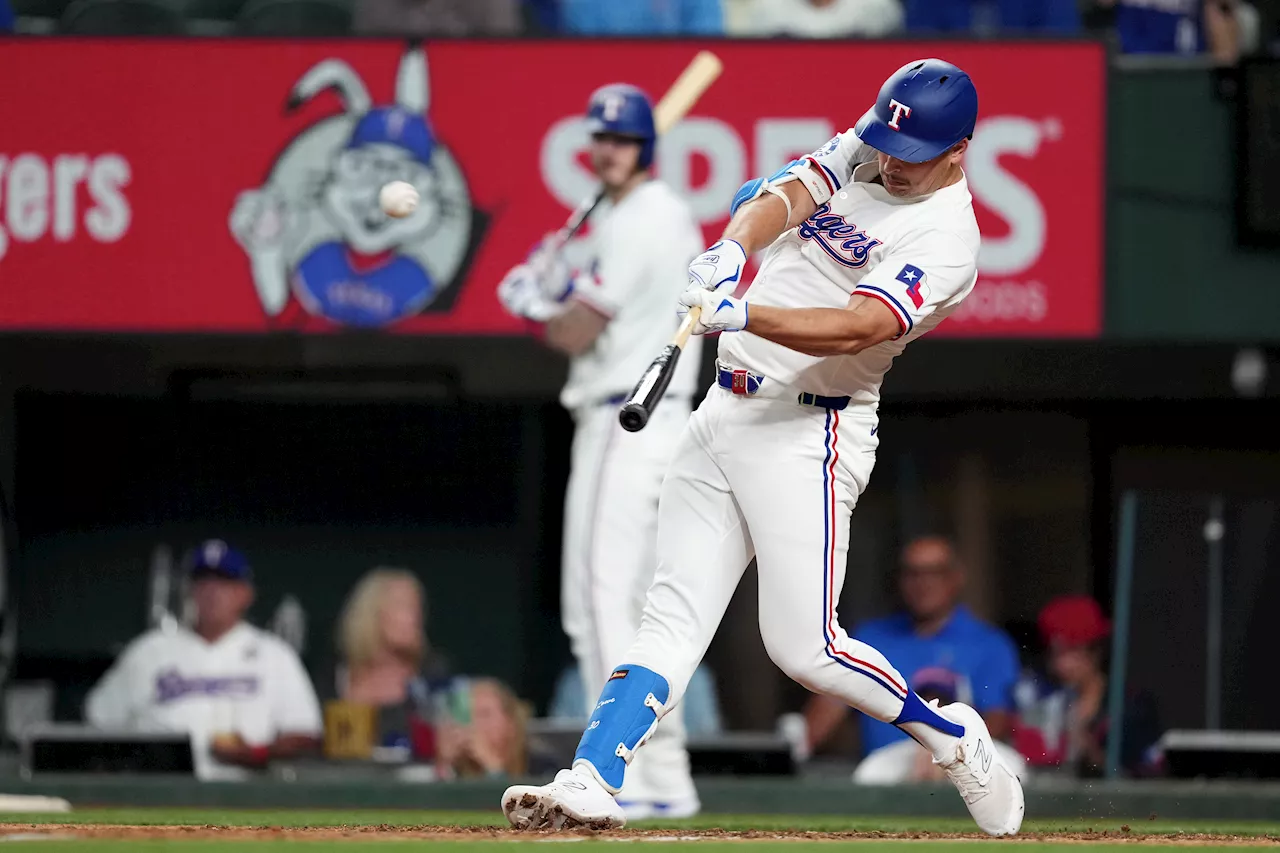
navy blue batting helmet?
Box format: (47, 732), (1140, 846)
(586, 83), (657, 169)
(854, 59), (978, 164)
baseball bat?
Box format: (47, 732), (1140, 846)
(543, 51), (725, 255)
(618, 306), (702, 432)
(615, 52), (724, 433)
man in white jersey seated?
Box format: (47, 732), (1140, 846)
(500, 58), (1024, 836)
(496, 83), (705, 819)
(85, 540), (323, 780)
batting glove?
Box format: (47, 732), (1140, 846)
(525, 234), (574, 302)
(678, 287), (748, 335)
(687, 239), (747, 294)
(498, 263), (562, 323)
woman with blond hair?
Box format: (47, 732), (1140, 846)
(435, 677), (560, 780)
(337, 568), (442, 706)
(328, 568), (450, 758)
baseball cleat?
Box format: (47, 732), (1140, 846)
(934, 702), (1024, 836)
(502, 767), (626, 831)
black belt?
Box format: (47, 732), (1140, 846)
(715, 365), (851, 411)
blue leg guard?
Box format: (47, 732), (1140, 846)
(572, 664), (670, 793)
(893, 690), (965, 738)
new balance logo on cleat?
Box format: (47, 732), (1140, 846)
(975, 739), (993, 774)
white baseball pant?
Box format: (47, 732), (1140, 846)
(623, 384), (912, 729)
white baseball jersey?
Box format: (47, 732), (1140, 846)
(559, 180), (705, 412)
(84, 622), (322, 781)
(719, 130), (980, 404)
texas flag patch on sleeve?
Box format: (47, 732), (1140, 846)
(896, 264), (930, 309)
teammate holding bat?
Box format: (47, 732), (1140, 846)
(496, 82), (705, 820)
(503, 58), (1024, 836)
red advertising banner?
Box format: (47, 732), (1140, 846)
(0, 39), (1104, 337)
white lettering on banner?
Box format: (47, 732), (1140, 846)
(754, 119), (834, 183)
(657, 118), (742, 220)
(539, 113), (1064, 323)
(965, 116), (1051, 277)
(540, 116), (836, 224)
(86, 154), (132, 243)
(952, 280), (1048, 324)
(53, 155), (90, 241)
(541, 116), (597, 214)
(0, 153), (133, 263)
(8, 154), (49, 243)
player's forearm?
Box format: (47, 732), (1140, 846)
(745, 304), (882, 356)
(722, 181), (813, 254)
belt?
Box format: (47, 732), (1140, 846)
(715, 362), (852, 411)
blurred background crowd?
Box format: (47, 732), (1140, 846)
(38, 534), (1161, 784)
(0, 0), (1273, 61)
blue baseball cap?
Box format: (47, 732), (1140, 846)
(189, 539), (252, 582)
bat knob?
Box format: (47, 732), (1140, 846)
(619, 403), (648, 432)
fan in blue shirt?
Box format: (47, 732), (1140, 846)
(0, 0), (14, 32)
(804, 536), (1021, 758)
(559, 0), (722, 34)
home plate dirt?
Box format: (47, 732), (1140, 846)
(1, 825), (1278, 844)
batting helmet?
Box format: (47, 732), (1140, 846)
(585, 83), (657, 169)
(854, 59), (978, 164)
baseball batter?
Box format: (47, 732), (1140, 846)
(503, 59), (1024, 836)
(497, 83), (705, 819)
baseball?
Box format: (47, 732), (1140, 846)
(379, 181), (419, 218)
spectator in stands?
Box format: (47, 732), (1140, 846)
(548, 661), (725, 737)
(84, 540), (323, 781)
(1013, 595), (1163, 778)
(434, 677), (560, 779)
(1092, 0), (1243, 63)
(331, 567), (451, 758)
(853, 666), (1028, 785)
(904, 0), (1078, 32)
(803, 535), (1020, 758)
(0, 0), (13, 33)
(559, 0), (722, 35)
(352, 0), (521, 36)
(740, 0), (903, 38)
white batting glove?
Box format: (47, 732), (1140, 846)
(525, 234), (573, 302)
(678, 287), (748, 335)
(498, 264), (562, 323)
(687, 239), (747, 294)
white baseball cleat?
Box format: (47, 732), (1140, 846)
(502, 767), (626, 831)
(934, 702), (1025, 836)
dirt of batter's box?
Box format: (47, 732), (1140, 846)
(2, 824), (1279, 844)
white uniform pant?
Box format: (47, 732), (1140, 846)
(624, 385), (911, 733)
(561, 398), (696, 805)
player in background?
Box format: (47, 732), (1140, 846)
(496, 83), (705, 820)
(501, 58), (1024, 836)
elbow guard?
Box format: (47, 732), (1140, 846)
(729, 158), (807, 217)
(730, 177), (766, 216)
